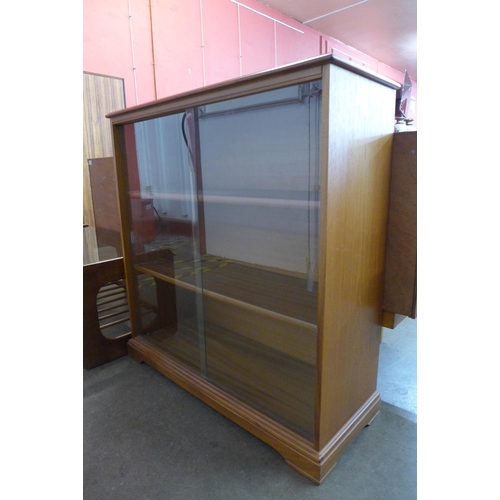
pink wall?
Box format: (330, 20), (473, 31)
(83, 0), (417, 123)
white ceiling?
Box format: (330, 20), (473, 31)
(259, 0), (417, 80)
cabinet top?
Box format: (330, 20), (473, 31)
(107, 54), (400, 125)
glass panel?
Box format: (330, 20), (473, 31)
(120, 80), (321, 438)
(84, 157), (123, 264)
(198, 81), (322, 438)
(122, 112), (207, 373)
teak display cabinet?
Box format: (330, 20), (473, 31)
(108, 55), (399, 484)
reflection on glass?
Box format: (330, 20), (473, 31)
(123, 111), (207, 372)
(122, 81), (322, 438)
(84, 157), (124, 264)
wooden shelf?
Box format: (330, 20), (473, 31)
(135, 256), (318, 325)
(145, 319), (316, 438)
(136, 256), (318, 365)
(135, 191), (319, 210)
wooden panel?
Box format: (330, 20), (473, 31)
(83, 73), (126, 160)
(381, 311), (407, 329)
(205, 322), (315, 436)
(83, 72), (125, 262)
(83, 257), (131, 369)
(203, 296), (317, 365)
(382, 131), (417, 319)
(127, 334), (380, 484)
(88, 157), (122, 257)
(146, 321), (316, 436)
(135, 258), (318, 324)
(316, 63), (395, 449)
(133, 255), (318, 433)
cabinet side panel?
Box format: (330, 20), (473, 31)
(382, 131), (417, 318)
(316, 64), (395, 448)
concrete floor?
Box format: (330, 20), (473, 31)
(83, 318), (417, 499)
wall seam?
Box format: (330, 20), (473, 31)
(237, 4), (242, 76)
(127, 0), (139, 105)
(200, 0), (206, 86)
(274, 20), (277, 67)
(149, 0), (158, 100)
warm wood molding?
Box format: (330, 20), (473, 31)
(127, 336), (380, 484)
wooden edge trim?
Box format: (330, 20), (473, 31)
(106, 55), (333, 123)
(107, 54), (399, 125)
(83, 256), (124, 272)
(127, 337), (314, 451)
(127, 337), (381, 484)
(329, 55), (400, 89)
(107, 66), (322, 125)
(134, 265), (317, 332)
(318, 392), (381, 463)
(289, 393), (381, 484)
